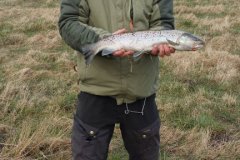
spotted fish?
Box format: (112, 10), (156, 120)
(81, 30), (205, 64)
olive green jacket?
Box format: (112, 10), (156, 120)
(59, 0), (174, 104)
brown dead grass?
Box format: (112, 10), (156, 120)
(175, 5), (225, 14)
(161, 126), (240, 159)
(27, 31), (62, 49)
(1, 117), (71, 159)
(165, 48), (240, 86)
(2, 33), (27, 46)
(0, 0), (240, 159)
(210, 34), (240, 53)
(222, 93), (237, 106)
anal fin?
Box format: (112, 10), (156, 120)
(133, 50), (145, 58)
(132, 51), (145, 61)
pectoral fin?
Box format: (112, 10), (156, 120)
(101, 49), (115, 56)
(167, 39), (180, 47)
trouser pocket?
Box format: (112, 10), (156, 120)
(121, 119), (160, 160)
(72, 116), (114, 160)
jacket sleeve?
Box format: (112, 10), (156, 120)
(58, 0), (111, 52)
(149, 0), (175, 30)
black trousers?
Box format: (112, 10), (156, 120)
(72, 92), (160, 160)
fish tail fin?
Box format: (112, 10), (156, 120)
(81, 44), (98, 65)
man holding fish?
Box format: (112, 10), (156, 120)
(58, 0), (204, 159)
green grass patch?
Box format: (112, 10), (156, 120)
(14, 102), (49, 126)
(108, 139), (128, 160)
(108, 149), (128, 160)
(179, 20), (197, 29)
(165, 103), (226, 131)
(196, 114), (222, 129)
(231, 24), (240, 34)
(195, 12), (226, 19)
(176, 18), (220, 37)
(58, 92), (77, 112)
(158, 62), (193, 103)
(0, 22), (14, 46)
(0, 68), (5, 92)
(183, 1), (223, 6)
(4, 47), (29, 62)
(159, 150), (172, 160)
(166, 105), (196, 130)
(159, 60), (239, 131)
(231, 48), (240, 56)
(21, 18), (57, 36)
(0, 22), (14, 35)
(0, 0), (58, 8)
(214, 107), (240, 128)
(48, 41), (73, 53)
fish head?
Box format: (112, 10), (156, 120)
(169, 32), (205, 51)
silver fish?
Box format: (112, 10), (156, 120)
(81, 30), (205, 64)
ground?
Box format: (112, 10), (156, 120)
(0, 0), (239, 159)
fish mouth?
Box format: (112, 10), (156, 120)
(193, 41), (205, 50)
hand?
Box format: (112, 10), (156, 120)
(112, 28), (134, 57)
(112, 49), (134, 57)
(112, 28), (128, 35)
(151, 44), (175, 57)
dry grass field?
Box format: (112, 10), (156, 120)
(0, 0), (239, 159)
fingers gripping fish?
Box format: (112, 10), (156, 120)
(81, 30), (205, 65)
